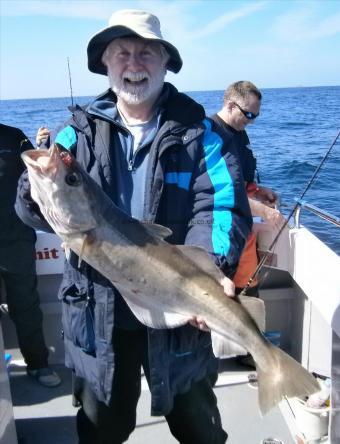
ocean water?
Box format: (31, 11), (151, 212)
(1, 86), (339, 254)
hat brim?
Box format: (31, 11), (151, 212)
(87, 25), (182, 75)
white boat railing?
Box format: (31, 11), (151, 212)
(256, 213), (340, 443)
(294, 199), (340, 229)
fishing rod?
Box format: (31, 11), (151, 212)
(239, 128), (340, 297)
(67, 57), (74, 107)
(35, 59), (74, 149)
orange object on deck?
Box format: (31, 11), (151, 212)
(233, 232), (258, 288)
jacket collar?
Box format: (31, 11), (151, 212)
(81, 83), (206, 127)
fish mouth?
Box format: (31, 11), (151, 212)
(21, 144), (60, 174)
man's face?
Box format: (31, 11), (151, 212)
(228, 93), (261, 131)
(102, 37), (167, 106)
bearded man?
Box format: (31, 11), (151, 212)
(16, 9), (252, 444)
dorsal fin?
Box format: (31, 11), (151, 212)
(177, 245), (224, 282)
(141, 222), (173, 240)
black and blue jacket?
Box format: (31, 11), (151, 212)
(16, 83), (252, 415)
(0, 124), (37, 272)
(211, 113), (258, 184)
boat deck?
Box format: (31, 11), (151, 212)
(4, 225), (339, 443)
(9, 359), (295, 444)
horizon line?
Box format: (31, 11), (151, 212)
(1, 84), (339, 102)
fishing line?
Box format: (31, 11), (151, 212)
(67, 57), (74, 107)
(239, 128), (340, 297)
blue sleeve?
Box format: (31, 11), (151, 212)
(54, 125), (78, 151)
(185, 118), (252, 277)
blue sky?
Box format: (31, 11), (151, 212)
(1, 0), (340, 99)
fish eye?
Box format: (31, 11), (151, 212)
(65, 171), (82, 187)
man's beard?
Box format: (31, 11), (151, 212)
(109, 69), (165, 105)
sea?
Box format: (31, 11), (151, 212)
(1, 85), (339, 255)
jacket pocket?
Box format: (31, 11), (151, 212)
(60, 282), (96, 356)
(169, 325), (211, 357)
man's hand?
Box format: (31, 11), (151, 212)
(36, 127), (51, 148)
(220, 276), (235, 297)
(189, 276), (235, 331)
(249, 197), (286, 231)
(255, 186), (278, 207)
(262, 206), (286, 230)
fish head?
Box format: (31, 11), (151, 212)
(21, 144), (99, 236)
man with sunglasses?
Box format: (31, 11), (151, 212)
(212, 81), (285, 297)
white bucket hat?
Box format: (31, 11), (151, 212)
(87, 9), (183, 75)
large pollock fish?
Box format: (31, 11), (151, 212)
(21, 144), (319, 414)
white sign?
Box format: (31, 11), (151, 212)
(35, 231), (65, 275)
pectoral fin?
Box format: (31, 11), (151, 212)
(62, 242), (71, 261)
(77, 231), (96, 268)
(177, 245), (224, 282)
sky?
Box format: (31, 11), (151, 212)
(1, 0), (340, 100)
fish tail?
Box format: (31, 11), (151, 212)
(256, 344), (320, 415)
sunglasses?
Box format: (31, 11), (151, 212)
(233, 102), (259, 120)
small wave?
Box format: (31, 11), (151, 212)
(278, 160), (316, 176)
(21, 108), (53, 115)
(278, 122), (313, 128)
